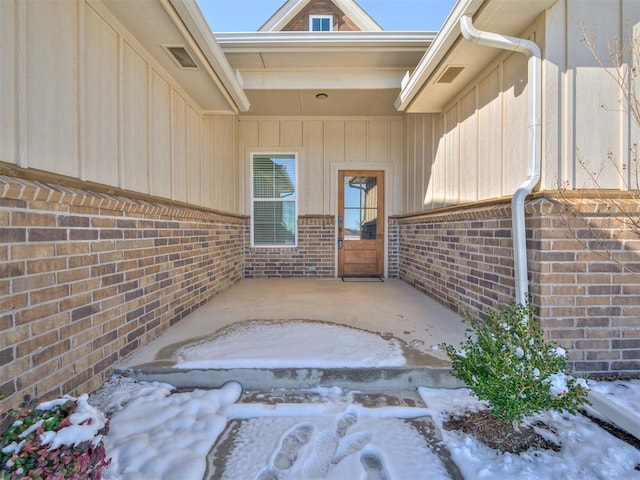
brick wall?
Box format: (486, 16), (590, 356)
(244, 215), (335, 277)
(387, 218), (399, 278)
(397, 197), (640, 376)
(0, 175), (245, 411)
(529, 197), (640, 376)
(397, 204), (516, 321)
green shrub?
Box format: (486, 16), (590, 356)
(441, 300), (589, 425)
(1, 395), (109, 480)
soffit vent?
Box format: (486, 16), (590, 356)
(436, 65), (465, 84)
(163, 45), (199, 69)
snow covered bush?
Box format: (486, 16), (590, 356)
(441, 300), (590, 425)
(0, 395), (109, 480)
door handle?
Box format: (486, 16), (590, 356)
(338, 238), (343, 249)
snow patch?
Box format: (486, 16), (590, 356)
(175, 321), (406, 368)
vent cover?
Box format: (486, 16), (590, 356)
(164, 45), (199, 69)
(436, 66), (465, 84)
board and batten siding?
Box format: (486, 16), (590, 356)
(238, 117), (404, 216)
(403, 46), (530, 214)
(404, 0), (640, 216)
(544, 0), (640, 192)
(0, 0), (240, 214)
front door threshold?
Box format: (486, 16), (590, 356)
(340, 276), (384, 282)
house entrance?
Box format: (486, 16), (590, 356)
(337, 171), (384, 277)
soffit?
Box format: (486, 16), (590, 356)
(100, 0), (245, 113)
(244, 89), (401, 116)
(398, 0), (558, 113)
(218, 31), (433, 115)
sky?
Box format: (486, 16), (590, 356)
(195, 0), (458, 32)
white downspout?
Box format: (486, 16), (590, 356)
(459, 15), (541, 305)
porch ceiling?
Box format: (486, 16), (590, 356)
(216, 32), (434, 116)
(397, 0), (557, 113)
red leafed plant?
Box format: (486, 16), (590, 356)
(0, 395), (109, 480)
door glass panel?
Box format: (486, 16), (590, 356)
(343, 175), (378, 241)
(344, 209), (361, 240)
(362, 209), (377, 239)
(344, 176), (364, 208)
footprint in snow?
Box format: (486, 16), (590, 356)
(360, 451), (389, 480)
(255, 423), (314, 480)
(256, 412), (376, 480)
(303, 411), (371, 478)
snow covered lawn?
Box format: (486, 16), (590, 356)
(90, 378), (640, 480)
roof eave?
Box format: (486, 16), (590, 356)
(168, 0), (251, 112)
(216, 31), (436, 52)
(395, 0), (485, 112)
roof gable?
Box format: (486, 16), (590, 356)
(259, 0), (382, 32)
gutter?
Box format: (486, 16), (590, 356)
(459, 15), (542, 306)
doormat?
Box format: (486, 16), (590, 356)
(340, 276), (384, 283)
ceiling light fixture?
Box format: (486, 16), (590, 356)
(315, 93), (328, 100)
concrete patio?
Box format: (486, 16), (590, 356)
(116, 278), (467, 391)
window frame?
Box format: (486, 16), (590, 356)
(250, 152), (298, 248)
(309, 15), (333, 32)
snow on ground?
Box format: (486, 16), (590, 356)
(175, 321), (406, 368)
(94, 378), (640, 480)
(101, 380), (241, 480)
(419, 387), (640, 480)
(221, 405), (448, 479)
(88, 322), (640, 480)
(589, 378), (640, 413)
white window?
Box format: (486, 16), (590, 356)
(309, 15), (333, 32)
(252, 154), (297, 247)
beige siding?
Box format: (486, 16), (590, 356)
(345, 120), (368, 163)
(404, 20), (540, 213)
(149, 70), (172, 198)
(459, 88), (478, 203)
(405, 1), (640, 213)
(84, 5), (119, 185)
(544, 0), (640, 191)
(502, 52), (528, 194)
(187, 106), (202, 206)
(445, 104), (460, 205)
(27, 0), (79, 176)
(239, 117), (403, 215)
(478, 67), (503, 199)
(0, 0), (16, 165)
(121, 42), (149, 193)
(302, 120), (324, 214)
(171, 92), (189, 204)
(323, 120), (346, 212)
(3, 0), (240, 214)
(208, 115), (239, 212)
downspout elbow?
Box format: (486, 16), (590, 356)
(460, 15), (541, 59)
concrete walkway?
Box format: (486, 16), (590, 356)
(116, 278), (467, 390)
(121, 278), (466, 366)
(111, 279), (469, 478)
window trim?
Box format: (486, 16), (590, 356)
(250, 152), (298, 248)
(309, 15), (333, 32)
